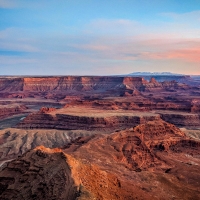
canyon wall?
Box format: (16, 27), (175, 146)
(0, 78), (24, 92)
(16, 109), (160, 131)
(0, 76), (182, 93)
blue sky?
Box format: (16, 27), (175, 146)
(0, 0), (200, 75)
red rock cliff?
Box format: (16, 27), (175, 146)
(0, 76), (180, 93)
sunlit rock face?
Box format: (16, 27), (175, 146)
(0, 76), (185, 93)
(0, 120), (200, 200)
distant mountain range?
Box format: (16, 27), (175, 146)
(127, 72), (185, 76)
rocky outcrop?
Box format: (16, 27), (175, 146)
(64, 120), (200, 199)
(149, 77), (158, 84)
(66, 120), (195, 172)
(1, 120), (199, 200)
(0, 104), (27, 119)
(39, 107), (57, 113)
(0, 146), (137, 200)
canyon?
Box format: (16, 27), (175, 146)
(0, 76), (197, 98)
(0, 120), (200, 200)
(0, 75), (199, 200)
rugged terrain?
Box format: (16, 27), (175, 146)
(0, 128), (94, 162)
(0, 104), (27, 119)
(0, 75), (199, 199)
(16, 99), (200, 131)
(0, 76), (198, 100)
(16, 105), (160, 131)
(0, 120), (200, 200)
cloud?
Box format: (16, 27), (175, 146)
(67, 35), (200, 63)
(0, 28), (39, 52)
(87, 10), (200, 39)
(0, 0), (16, 8)
(85, 19), (144, 36)
(155, 49), (200, 63)
(0, 0), (48, 9)
(161, 10), (200, 22)
(1, 28), (200, 75)
(1, 10), (200, 75)
(88, 19), (139, 30)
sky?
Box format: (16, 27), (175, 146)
(0, 0), (200, 75)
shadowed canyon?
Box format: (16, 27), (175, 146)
(0, 75), (200, 200)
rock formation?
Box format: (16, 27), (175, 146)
(0, 75), (199, 199)
(0, 128), (94, 162)
(39, 107), (57, 113)
(0, 120), (200, 200)
(16, 105), (160, 131)
(0, 104), (27, 119)
(0, 76), (189, 96)
(64, 120), (200, 199)
(0, 146), (141, 200)
(65, 119), (199, 172)
(64, 100), (141, 110)
(159, 112), (200, 127)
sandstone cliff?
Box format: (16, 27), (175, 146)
(0, 76), (186, 94)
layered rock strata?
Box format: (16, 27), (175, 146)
(0, 120), (200, 200)
(0, 104), (27, 119)
(16, 107), (160, 131)
(65, 119), (200, 172)
(0, 76), (186, 93)
(159, 112), (200, 127)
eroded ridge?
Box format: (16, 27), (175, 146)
(0, 146), (135, 200)
(1, 120), (199, 200)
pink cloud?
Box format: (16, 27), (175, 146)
(138, 48), (200, 63)
(80, 37), (200, 64)
(165, 49), (200, 62)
